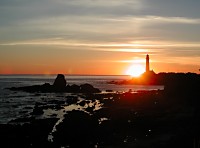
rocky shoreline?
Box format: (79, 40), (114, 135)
(1, 73), (200, 148)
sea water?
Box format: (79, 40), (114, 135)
(0, 75), (164, 124)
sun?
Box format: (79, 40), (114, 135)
(126, 64), (145, 77)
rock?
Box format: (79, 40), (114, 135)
(66, 96), (78, 105)
(53, 110), (99, 147)
(79, 100), (87, 107)
(0, 118), (59, 147)
(7, 74), (101, 94)
(41, 83), (52, 92)
(68, 84), (80, 92)
(53, 74), (66, 90)
(80, 83), (101, 93)
(31, 104), (44, 115)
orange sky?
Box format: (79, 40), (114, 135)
(0, 43), (199, 75)
(0, 0), (200, 75)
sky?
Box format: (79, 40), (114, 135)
(0, 0), (200, 75)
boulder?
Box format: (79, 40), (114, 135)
(53, 74), (66, 90)
(80, 83), (101, 93)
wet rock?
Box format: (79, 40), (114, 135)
(31, 104), (44, 115)
(0, 118), (58, 148)
(79, 100), (86, 107)
(85, 106), (95, 113)
(54, 104), (63, 110)
(66, 96), (78, 105)
(52, 110), (99, 147)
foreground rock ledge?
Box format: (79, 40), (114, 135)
(7, 74), (101, 93)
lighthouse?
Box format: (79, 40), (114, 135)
(146, 54), (150, 72)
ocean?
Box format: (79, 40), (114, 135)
(0, 75), (164, 124)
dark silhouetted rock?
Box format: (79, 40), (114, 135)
(53, 74), (66, 90)
(68, 84), (80, 92)
(53, 110), (99, 147)
(31, 104), (44, 115)
(0, 118), (58, 148)
(66, 96), (78, 105)
(80, 83), (101, 93)
(7, 74), (101, 93)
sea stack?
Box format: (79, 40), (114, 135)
(53, 74), (66, 90)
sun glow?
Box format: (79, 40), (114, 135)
(126, 64), (145, 77)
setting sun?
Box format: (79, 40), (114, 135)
(126, 64), (145, 77)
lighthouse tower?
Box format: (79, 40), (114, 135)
(146, 54), (150, 72)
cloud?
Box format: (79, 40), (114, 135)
(0, 0), (142, 24)
(62, 0), (141, 7)
(0, 0), (199, 27)
(134, 16), (200, 24)
(1, 38), (200, 53)
(0, 0), (200, 49)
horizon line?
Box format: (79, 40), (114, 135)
(0, 71), (199, 76)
